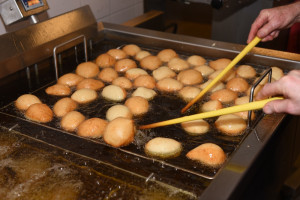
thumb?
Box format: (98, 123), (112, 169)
(263, 99), (287, 114)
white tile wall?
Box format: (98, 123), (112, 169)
(0, 0), (144, 35)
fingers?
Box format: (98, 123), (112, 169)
(263, 99), (289, 114)
(256, 81), (283, 100)
(261, 31), (280, 42)
(247, 12), (269, 43)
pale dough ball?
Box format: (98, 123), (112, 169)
(95, 53), (116, 68)
(77, 118), (108, 138)
(186, 143), (226, 167)
(198, 79), (225, 93)
(98, 67), (118, 83)
(236, 65), (256, 79)
(181, 119), (209, 135)
(60, 111), (85, 132)
(122, 44), (141, 56)
(125, 96), (149, 116)
(209, 69), (236, 82)
(145, 137), (182, 158)
(210, 89), (238, 103)
(25, 103), (53, 123)
(168, 57), (189, 72)
(107, 49), (127, 60)
(246, 84), (263, 97)
(103, 117), (135, 147)
(133, 75), (156, 89)
(53, 97), (78, 117)
(177, 69), (203, 85)
(45, 84), (71, 96)
(140, 55), (162, 70)
(234, 96), (255, 120)
(101, 85), (127, 102)
(76, 62), (99, 78)
(57, 73), (84, 87)
(200, 100), (223, 112)
(209, 58), (231, 70)
(76, 79), (104, 91)
(132, 87), (157, 100)
(106, 105), (132, 121)
(156, 78), (183, 93)
(112, 77), (133, 90)
(71, 88), (97, 104)
(194, 65), (215, 77)
(152, 66), (176, 81)
(215, 114), (246, 136)
(157, 49), (178, 63)
(187, 55), (206, 66)
(15, 94), (42, 111)
(271, 66), (284, 80)
(178, 86), (201, 102)
(135, 51), (151, 61)
(114, 58), (137, 72)
(125, 68), (148, 80)
(226, 77), (249, 93)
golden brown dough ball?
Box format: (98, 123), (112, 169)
(125, 96), (149, 116)
(152, 66), (176, 81)
(209, 58), (231, 70)
(45, 84), (71, 96)
(133, 75), (156, 89)
(200, 100), (223, 112)
(122, 44), (141, 56)
(103, 117), (135, 147)
(114, 58), (137, 72)
(132, 87), (157, 100)
(226, 77), (249, 93)
(271, 66), (284, 80)
(187, 55), (206, 66)
(106, 105), (132, 121)
(246, 84), (263, 97)
(145, 137), (182, 158)
(57, 73), (84, 87)
(208, 69), (236, 82)
(125, 68), (148, 80)
(156, 78), (183, 93)
(53, 97), (78, 117)
(112, 77), (133, 90)
(97, 67), (118, 83)
(60, 111), (85, 132)
(15, 94), (42, 111)
(177, 69), (203, 85)
(215, 114), (246, 136)
(186, 143), (226, 167)
(77, 118), (108, 138)
(198, 79), (225, 93)
(168, 57), (189, 72)
(25, 103), (53, 123)
(101, 85), (127, 102)
(95, 53), (116, 68)
(194, 65), (215, 77)
(210, 89), (238, 103)
(71, 88), (98, 104)
(76, 62), (99, 78)
(135, 51), (151, 61)
(236, 65), (256, 79)
(76, 79), (104, 91)
(107, 49), (127, 60)
(178, 86), (201, 102)
(234, 96), (255, 120)
(181, 119), (209, 135)
(140, 55), (162, 70)
(157, 49), (178, 63)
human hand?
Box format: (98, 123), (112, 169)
(256, 70), (300, 115)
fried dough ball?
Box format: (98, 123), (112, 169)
(45, 84), (71, 96)
(15, 94), (42, 111)
(103, 117), (135, 147)
(135, 50), (151, 61)
(145, 137), (182, 158)
(114, 58), (137, 72)
(140, 55), (162, 70)
(76, 62), (99, 78)
(157, 49), (178, 63)
(234, 96), (255, 120)
(132, 87), (157, 100)
(101, 85), (127, 102)
(200, 100), (223, 112)
(71, 88), (97, 104)
(125, 68), (148, 80)
(122, 44), (141, 56)
(95, 53), (116, 68)
(152, 66), (176, 81)
(178, 86), (201, 102)
(208, 69), (236, 82)
(198, 79), (225, 92)
(97, 67), (118, 83)
(226, 77), (249, 93)
(194, 65), (215, 77)
(210, 89), (238, 103)
(246, 84), (263, 97)
(215, 114), (246, 136)
(133, 75), (156, 89)
(25, 103), (53, 123)
(107, 48), (127, 60)
(53, 97), (78, 117)
(76, 79), (104, 91)
(60, 111), (85, 132)
(186, 143), (226, 167)
(271, 66), (284, 80)
(187, 55), (206, 66)
(106, 105), (132, 121)
(57, 73), (84, 87)
(177, 69), (203, 85)
(77, 118), (108, 138)
(112, 77), (133, 90)
(168, 57), (189, 72)
(236, 65), (256, 79)
(125, 96), (149, 116)
(156, 78), (183, 93)
(209, 58), (231, 70)
(181, 119), (210, 135)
